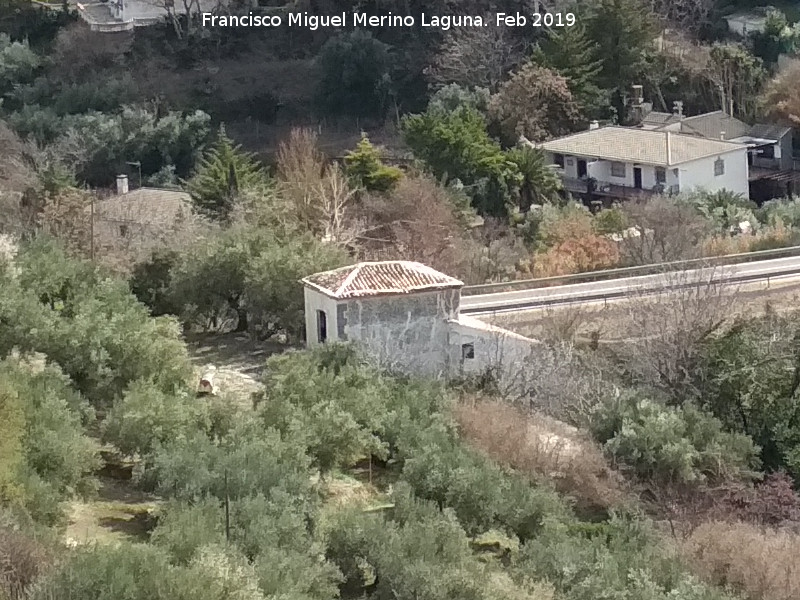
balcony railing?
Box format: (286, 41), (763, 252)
(561, 177), (677, 199)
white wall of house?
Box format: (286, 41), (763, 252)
(303, 288), (340, 347)
(447, 317), (537, 379)
(677, 150), (749, 197)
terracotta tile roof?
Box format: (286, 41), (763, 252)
(301, 261), (464, 299)
(92, 188), (193, 225)
(537, 126), (746, 166)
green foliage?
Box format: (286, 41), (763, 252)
(427, 84), (490, 114)
(130, 249), (181, 317)
(255, 347), (390, 474)
(585, 0), (657, 119)
(699, 315), (800, 481)
(402, 106), (522, 216)
(759, 195), (800, 228)
(751, 9), (800, 64)
(401, 429), (570, 541)
(517, 515), (737, 600)
(315, 30), (393, 118)
(243, 233), (348, 337)
(103, 380), (211, 458)
(0, 355), (99, 525)
(168, 225), (346, 336)
(186, 126), (267, 221)
(505, 145), (562, 211)
(708, 44), (766, 122)
(590, 391), (759, 486)
(593, 206), (628, 235)
(0, 33), (40, 96)
(31, 542), (265, 600)
(149, 418), (313, 502)
(0, 238), (192, 407)
(532, 24), (609, 119)
(343, 134), (403, 192)
(685, 189), (758, 233)
(9, 104), (212, 186)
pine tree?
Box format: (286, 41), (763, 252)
(186, 126), (266, 221)
(532, 24), (610, 119)
(343, 135), (403, 193)
(585, 0), (657, 120)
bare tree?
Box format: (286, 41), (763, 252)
(761, 58), (800, 126)
(649, 0), (715, 35)
(316, 163), (362, 247)
(621, 266), (737, 401)
(620, 196), (711, 266)
(426, 24), (525, 92)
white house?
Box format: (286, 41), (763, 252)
(301, 261), (537, 380)
(537, 126), (751, 200)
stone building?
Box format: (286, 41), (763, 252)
(301, 261), (536, 380)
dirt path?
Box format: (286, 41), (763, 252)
(184, 332), (293, 404)
(65, 477), (158, 546)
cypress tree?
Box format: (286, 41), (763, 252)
(186, 125), (265, 221)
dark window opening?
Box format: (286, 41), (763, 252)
(119, 224), (129, 238)
(554, 153), (565, 168)
(758, 145), (775, 159)
(461, 343), (475, 360)
(316, 310), (327, 343)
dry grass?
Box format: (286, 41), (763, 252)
(454, 398), (629, 512)
(0, 527), (49, 600)
(65, 478), (158, 546)
(683, 521), (800, 600)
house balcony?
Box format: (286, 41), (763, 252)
(561, 177), (677, 200)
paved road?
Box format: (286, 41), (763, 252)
(460, 255), (800, 315)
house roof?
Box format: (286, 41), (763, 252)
(301, 261), (464, 299)
(748, 123), (793, 142)
(641, 111), (681, 128)
(678, 111), (750, 140)
(537, 126), (746, 167)
(92, 188), (193, 225)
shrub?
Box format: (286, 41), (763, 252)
(684, 521), (800, 600)
(590, 392), (759, 487)
(103, 380), (211, 458)
(454, 399), (628, 513)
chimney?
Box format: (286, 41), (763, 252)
(673, 100), (684, 118)
(720, 131), (726, 140)
(631, 85), (644, 107)
(588, 120), (600, 130)
(666, 131), (672, 166)
(116, 174), (129, 195)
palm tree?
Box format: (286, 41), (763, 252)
(507, 144), (562, 211)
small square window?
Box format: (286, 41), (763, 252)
(565, 158), (574, 167)
(610, 162), (626, 177)
(655, 167), (666, 184)
(461, 343), (475, 360)
(714, 158), (725, 176)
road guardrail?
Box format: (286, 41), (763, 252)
(461, 244), (800, 297)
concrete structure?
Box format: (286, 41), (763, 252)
(301, 261), (537, 380)
(537, 126), (750, 200)
(724, 9), (770, 36)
